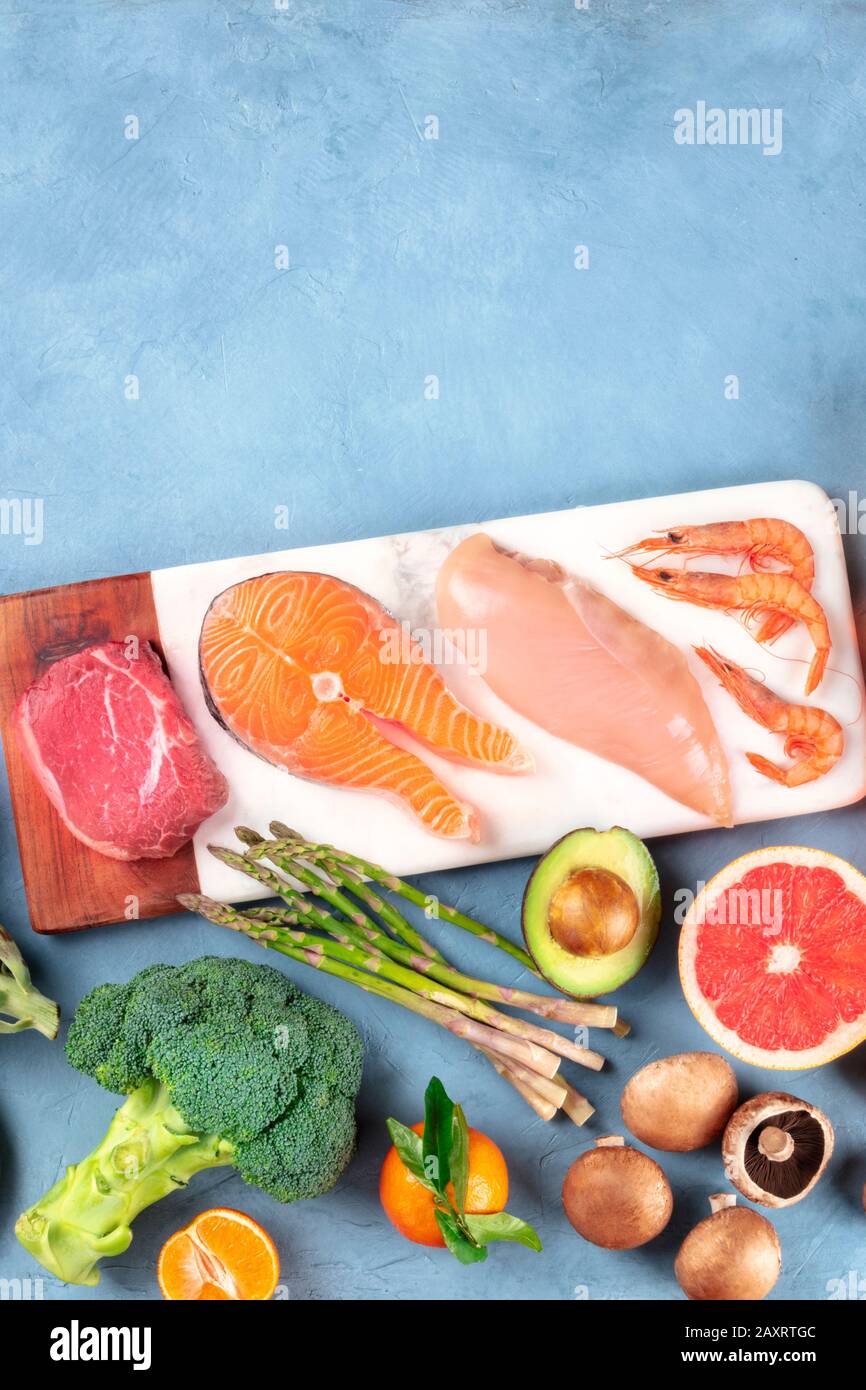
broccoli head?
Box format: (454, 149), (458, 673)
(16, 956), (363, 1286)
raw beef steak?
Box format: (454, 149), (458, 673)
(12, 641), (228, 860)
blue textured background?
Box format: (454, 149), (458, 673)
(2, 0), (865, 1301)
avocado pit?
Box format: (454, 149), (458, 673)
(548, 867), (639, 958)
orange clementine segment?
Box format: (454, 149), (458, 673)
(380, 1121), (509, 1247)
(158, 1208), (279, 1301)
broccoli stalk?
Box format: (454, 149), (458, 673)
(0, 925), (59, 1040)
(16, 1078), (233, 1286)
(16, 957), (363, 1286)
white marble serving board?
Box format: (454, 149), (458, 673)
(151, 480), (866, 902)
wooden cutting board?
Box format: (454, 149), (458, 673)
(2, 480), (864, 934)
(0, 573), (200, 933)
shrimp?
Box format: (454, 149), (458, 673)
(615, 519), (814, 643)
(695, 646), (843, 787)
(627, 564), (830, 695)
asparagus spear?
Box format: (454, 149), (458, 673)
(234, 837), (614, 1034)
(237, 826), (446, 963)
(477, 1047), (558, 1122)
(481, 1052), (594, 1127)
(179, 895), (561, 1080)
(267, 825), (631, 1033)
(192, 896), (562, 1078)
(237, 899), (602, 1070)
(559, 1077), (596, 1127)
(202, 828), (629, 1115)
(198, 894), (570, 1116)
(268, 822), (536, 972)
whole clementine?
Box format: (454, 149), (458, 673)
(380, 1121), (509, 1247)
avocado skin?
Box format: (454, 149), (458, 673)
(522, 827), (661, 999)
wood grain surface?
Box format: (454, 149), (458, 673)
(0, 572), (200, 933)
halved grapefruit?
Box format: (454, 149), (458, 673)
(679, 846), (866, 1069)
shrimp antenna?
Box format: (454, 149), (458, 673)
(606, 539), (678, 562)
(694, 643), (768, 686)
(759, 650), (865, 724)
(832, 667), (865, 726)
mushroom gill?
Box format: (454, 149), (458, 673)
(722, 1092), (833, 1208)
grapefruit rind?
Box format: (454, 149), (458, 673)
(678, 845), (866, 1070)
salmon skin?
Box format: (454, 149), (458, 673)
(436, 535), (733, 826)
(199, 570), (531, 840)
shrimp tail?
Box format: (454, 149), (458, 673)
(805, 647), (829, 696)
(748, 748), (827, 789)
(745, 751), (790, 786)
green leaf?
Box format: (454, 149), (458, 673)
(435, 1208), (488, 1265)
(385, 1118), (431, 1189)
(450, 1104), (470, 1211)
(422, 1076), (454, 1195)
(464, 1212), (543, 1252)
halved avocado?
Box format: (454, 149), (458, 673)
(522, 827), (661, 998)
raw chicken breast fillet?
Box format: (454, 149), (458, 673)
(436, 534), (732, 825)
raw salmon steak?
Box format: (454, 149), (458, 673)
(437, 534), (733, 825)
(199, 571), (531, 840)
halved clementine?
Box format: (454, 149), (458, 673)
(158, 1208), (280, 1301)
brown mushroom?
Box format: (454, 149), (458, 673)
(675, 1194), (781, 1301)
(722, 1092), (834, 1208)
(621, 1052), (738, 1152)
(562, 1135), (673, 1249)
